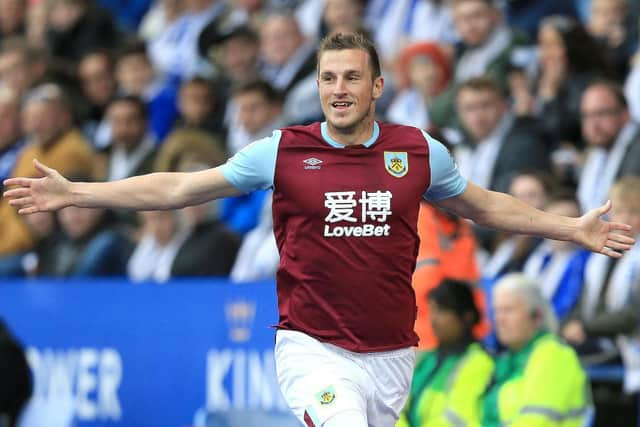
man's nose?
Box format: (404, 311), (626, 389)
(333, 77), (347, 95)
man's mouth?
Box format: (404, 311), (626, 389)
(331, 101), (353, 110)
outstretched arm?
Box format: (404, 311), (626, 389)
(3, 159), (242, 214)
(436, 182), (634, 258)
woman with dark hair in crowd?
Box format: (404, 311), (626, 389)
(510, 15), (611, 148)
(398, 279), (494, 427)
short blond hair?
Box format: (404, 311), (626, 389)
(609, 176), (640, 211)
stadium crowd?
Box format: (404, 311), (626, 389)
(1, 0), (640, 426)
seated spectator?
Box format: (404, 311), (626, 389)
(257, 11), (316, 95)
(454, 77), (552, 193)
(429, 0), (527, 129)
(0, 83), (94, 256)
(46, 0), (120, 64)
(148, 0), (224, 80)
(37, 175), (132, 277)
(522, 192), (591, 321)
(171, 160), (241, 277)
(127, 209), (190, 283)
(0, 87), (25, 194)
(480, 171), (550, 278)
(229, 191), (279, 282)
(397, 279), (494, 427)
(412, 202), (488, 350)
(114, 39), (179, 143)
(77, 49), (117, 149)
(153, 127), (226, 173)
(386, 42), (451, 130)
(103, 95), (157, 181)
(483, 273), (592, 426)
(562, 176), (640, 391)
(586, 0), (637, 80)
(577, 80), (640, 213)
(175, 76), (225, 142)
(509, 15), (610, 148)
(0, 211), (57, 277)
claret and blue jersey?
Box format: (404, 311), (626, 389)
(220, 121), (467, 353)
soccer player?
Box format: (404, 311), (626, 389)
(3, 33), (635, 427)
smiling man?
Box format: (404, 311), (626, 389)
(3, 33), (636, 427)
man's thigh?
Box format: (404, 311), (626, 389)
(275, 330), (369, 426)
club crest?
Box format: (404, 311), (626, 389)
(384, 152), (408, 178)
(316, 386), (336, 405)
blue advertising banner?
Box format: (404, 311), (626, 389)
(0, 279), (288, 427)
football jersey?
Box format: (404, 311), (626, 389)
(221, 121), (466, 352)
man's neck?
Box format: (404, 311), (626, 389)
(326, 117), (376, 147)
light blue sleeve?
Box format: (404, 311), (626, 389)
(421, 130), (468, 202)
(219, 130), (281, 193)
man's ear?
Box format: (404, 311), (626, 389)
(372, 76), (384, 100)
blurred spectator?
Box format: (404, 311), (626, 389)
(484, 273), (592, 426)
(153, 127), (227, 173)
(412, 202), (487, 351)
(77, 49), (117, 149)
(363, 0), (455, 66)
(562, 176), (640, 388)
(0, 88), (25, 194)
(509, 15), (610, 148)
(138, 0), (184, 41)
(522, 192), (591, 321)
(175, 76), (225, 141)
(0, 83), (94, 256)
(114, 40), (179, 142)
(0, 211), (56, 277)
(0, 37), (46, 98)
(0, 0), (26, 40)
(586, 0), (637, 80)
(626, 56), (640, 124)
(454, 77), (551, 193)
(199, 24), (260, 85)
(37, 178), (132, 277)
(96, 0), (152, 32)
(429, 0), (527, 129)
(229, 192), (278, 282)
(386, 42), (451, 129)
(227, 78), (284, 155)
(503, 0), (579, 40)
(104, 95), (156, 182)
(0, 319), (32, 427)
(148, 0), (225, 80)
(480, 171), (550, 281)
(576, 80), (640, 213)
(297, 0), (365, 41)
(127, 209), (190, 283)
(46, 0), (120, 64)
(171, 161), (241, 277)
(397, 279), (494, 427)
(258, 11), (316, 94)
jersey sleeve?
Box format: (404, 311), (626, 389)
(219, 130), (281, 193)
(421, 130), (467, 202)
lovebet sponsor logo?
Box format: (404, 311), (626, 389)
(323, 190), (393, 237)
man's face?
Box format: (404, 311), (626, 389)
(79, 54), (116, 107)
(317, 48), (383, 133)
(115, 54), (154, 96)
(222, 36), (258, 81)
(260, 16), (303, 67)
(609, 197), (640, 237)
(234, 90), (278, 135)
(494, 289), (539, 350)
(22, 100), (67, 146)
(107, 101), (146, 150)
(0, 51), (30, 95)
(580, 86), (628, 148)
(58, 206), (104, 240)
(0, 99), (21, 150)
(457, 88), (505, 142)
(179, 83), (212, 125)
(453, 0), (496, 47)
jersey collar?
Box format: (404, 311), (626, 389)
(320, 121), (380, 148)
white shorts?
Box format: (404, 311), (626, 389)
(274, 330), (415, 427)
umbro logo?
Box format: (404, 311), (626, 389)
(303, 157), (323, 170)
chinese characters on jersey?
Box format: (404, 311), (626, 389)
(323, 191), (392, 237)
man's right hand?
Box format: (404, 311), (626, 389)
(2, 159), (73, 214)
